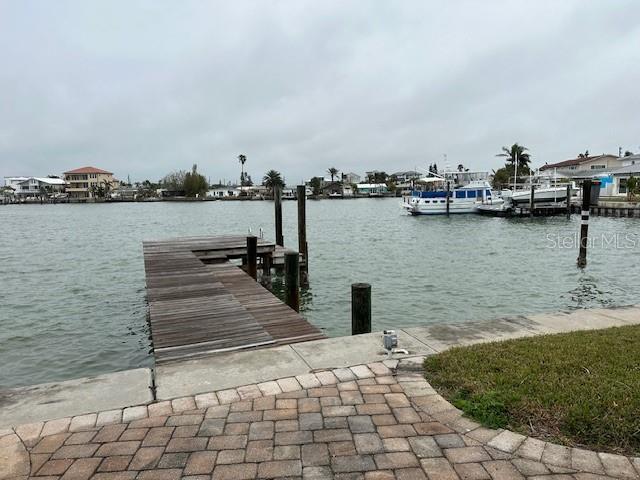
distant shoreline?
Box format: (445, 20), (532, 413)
(0, 194), (401, 205)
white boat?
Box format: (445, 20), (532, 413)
(402, 173), (503, 215)
(502, 184), (577, 205)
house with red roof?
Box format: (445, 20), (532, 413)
(63, 166), (118, 199)
(539, 154), (621, 175)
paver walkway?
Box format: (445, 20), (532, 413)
(3, 359), (639, 480)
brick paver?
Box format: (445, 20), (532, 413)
(7, 360), (638, 480)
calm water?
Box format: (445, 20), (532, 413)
(1, 199), (639, 388)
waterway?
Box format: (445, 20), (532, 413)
(1, 199), (639, 387)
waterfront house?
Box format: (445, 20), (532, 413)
(391, 170), (421, 183)
(342, 172), (361, 184)
(4, 176), (66, 198)
(110, 186), (138, 200)
(321, 182), (354, 197)
(64, 166), (118, 199)
(540, 154), (622, 176)
(207, 186), (239, 198)
(598, 162), (640, 197)
(356, 183), (388, 196)
(546, 153), (640, 198)
(4, 176), (29, 191)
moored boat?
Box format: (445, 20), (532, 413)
(402, 172), (503, 215)
(502, 184), (577, 205)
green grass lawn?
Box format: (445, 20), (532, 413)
(423, 325), (640, 455)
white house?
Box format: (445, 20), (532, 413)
(4, 176), (30, 190)
(207, 187), (239, 198)
(391, 170), (421, 183)
(5, 176), (67, 197)
(603, 163), (640, 197)
(356, 183), (388, 196)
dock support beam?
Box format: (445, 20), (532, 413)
(275, 184), (284, 247)
(351, 283), (372, 335)
(577, 180), (591, 268)
(297, 185), (309, 287)
(285, 251), (300, 312)
(445, 181), (450, 216)
(566, 184), (571, 219)
(247, 235), (258, 280)
(529, 185), (535, 218)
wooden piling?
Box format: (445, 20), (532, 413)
(445, 181), (450, 216)
(274, 184), (284, 247)
(285, 251), (300, 312)
(297, 185), (309, 286)
(247, 235), (258, 280)
(529, 185), (535, 218)
(577, 180), (591, 268)
(566, 184), (571, 218)
(351, 283), (372, 335)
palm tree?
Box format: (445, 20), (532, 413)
(262, 169), (284, 194)
(497, 143), (530, 170)
(101, 179), (113, 196)
(238, 154), (247, 186)
(327, 167), (339, 182)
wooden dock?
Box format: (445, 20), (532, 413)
(142, 235), (324, 364)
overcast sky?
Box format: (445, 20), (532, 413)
(1, 1), (639, 184)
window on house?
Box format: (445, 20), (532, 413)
(619, 178), (628, 194)
(590, 165), (606, 170)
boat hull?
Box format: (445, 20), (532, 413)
(509, 187), (576, 205)
(402, 200), (504, 215)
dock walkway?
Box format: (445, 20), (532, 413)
(142, 235), (323, 364)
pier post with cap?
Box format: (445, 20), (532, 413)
(566, 184), (571, 219)
(284, 251), (300, 312)
(351, 283), (372, 335)
(297, 185), (309, 286)
(529, 185), (535, 217)
(275, 184), (283, 247)
(247, 235), (258, 280)
(577, 180), (591, 268)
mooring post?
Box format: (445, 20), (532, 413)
(566, 184), (571, 219)
(297, 185), (309, 286)
(247, 235), (258, 280)
(445, 181), (450, 216)
(284, 251), (300, 312)
(351, 283), (372, 335)
(577, 180), (591, 268)
(260, 252), (272, 288)
(529, 185), (535, 218)
(274, 184), (284, 247)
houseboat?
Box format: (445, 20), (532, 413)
(402, 172), (503, 215)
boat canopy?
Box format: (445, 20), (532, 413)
(415, 177), (444, 184)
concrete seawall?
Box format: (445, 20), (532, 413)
(1, 305), (638, 429)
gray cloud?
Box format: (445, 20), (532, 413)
(1, 0), (639, 184)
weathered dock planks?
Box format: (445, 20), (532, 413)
(142, 235), (324, 364)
